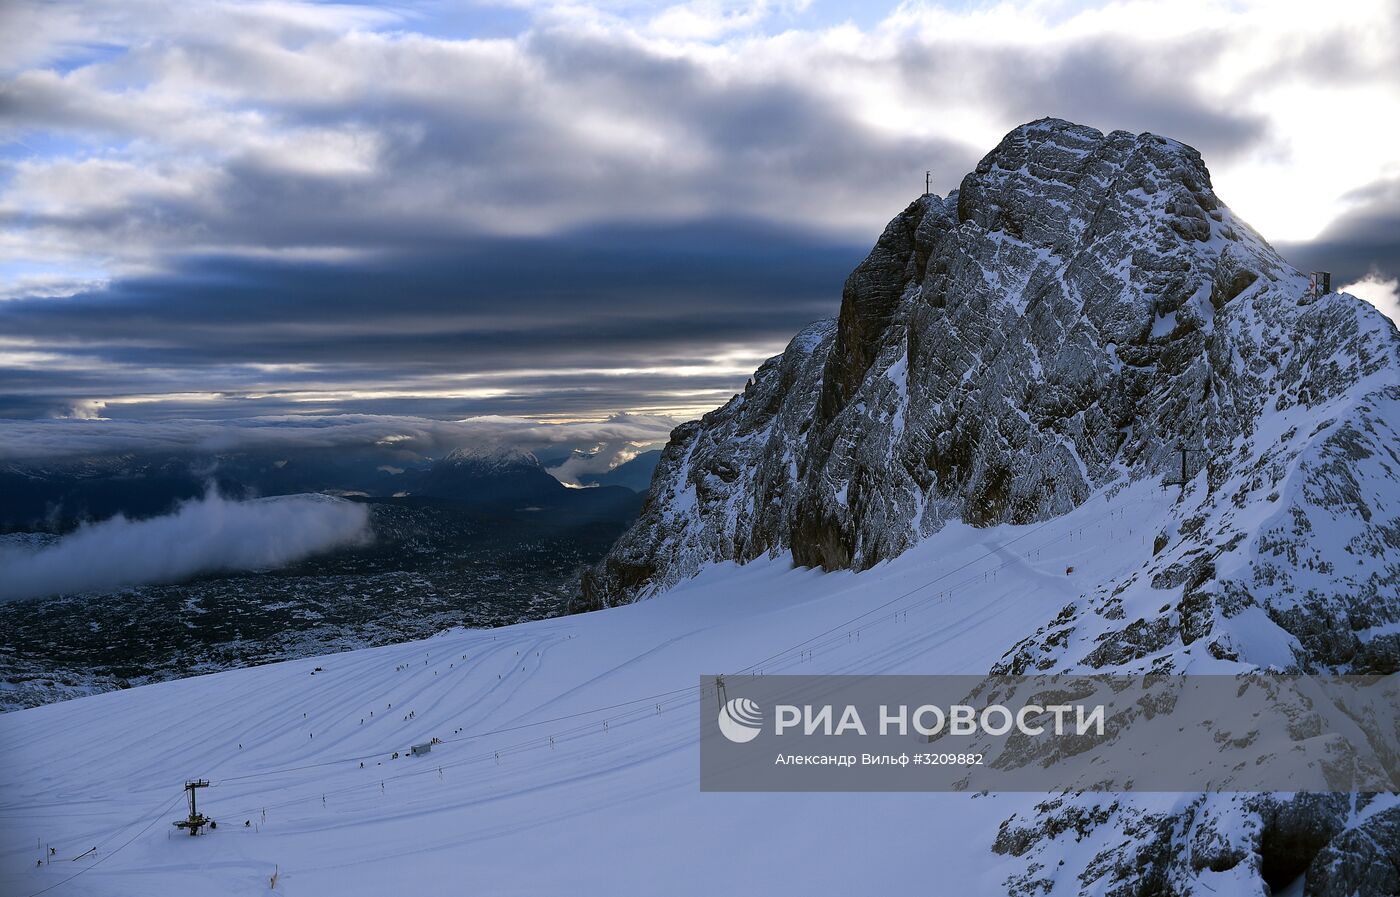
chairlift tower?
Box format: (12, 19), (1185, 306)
(172, 780), (211, 836)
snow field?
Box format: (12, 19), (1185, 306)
(2, 481), (1177, 896)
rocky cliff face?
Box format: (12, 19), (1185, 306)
(582, 118), (1398, 615)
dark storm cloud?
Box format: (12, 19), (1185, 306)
(0, 412), (680, 464)
(0, 20), (1259, 422)
(0, 219), (866, 419)
(3, 221), (860, 349)
(1276, 177), (1400, 285)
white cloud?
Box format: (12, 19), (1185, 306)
(59, 399), (107, 420)
(1342, 273), (1400, 326)
(545, 441), (648, 485)
(643, 0), (796, 40)
(3, 0), (1396, 287)
(0, 490), (371, 602)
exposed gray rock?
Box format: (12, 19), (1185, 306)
(586, 118), (1399, 626)
(1305, 805), (1400, 897)
(577, 320), (835, 610)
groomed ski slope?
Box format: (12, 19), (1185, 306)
(3, 481), (1227, 896)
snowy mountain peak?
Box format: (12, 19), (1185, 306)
(440, 444), (542, 472)
(581, 119), (1400, 621)
(424, 444), (564, 505)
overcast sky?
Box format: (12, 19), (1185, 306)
(2, 0), (1398, 430)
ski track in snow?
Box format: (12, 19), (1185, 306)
(4, 482), (1185, 896)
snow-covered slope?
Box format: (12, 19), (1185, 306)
(0, 484), (1238, 895)
(2, 482), (1395, 896)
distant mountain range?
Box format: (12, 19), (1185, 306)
(576, 450), (662, 491)
(0, 442), (663, 533)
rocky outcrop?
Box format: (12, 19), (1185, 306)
(585, 118), (1398, 613)
(1305, 805), (1400, 897)
(577, 321), (835, 609)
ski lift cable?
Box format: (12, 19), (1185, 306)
(216, 701), (676, 820)
(226, 505), (1140, 821)
(217, 697), (697, 818)
(209, 493), (1148, 790)
(16, 493), (1166, 894)
(216, 538), (1096, 821)
(23, 790), (186, 897)
(32, 490), (1149, 855)
(220, 689), (708, 817)
(210, 494), (1150, 824)
(92, 789), (192, 853)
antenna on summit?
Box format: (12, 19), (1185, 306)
(925, 170), (931, 196)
